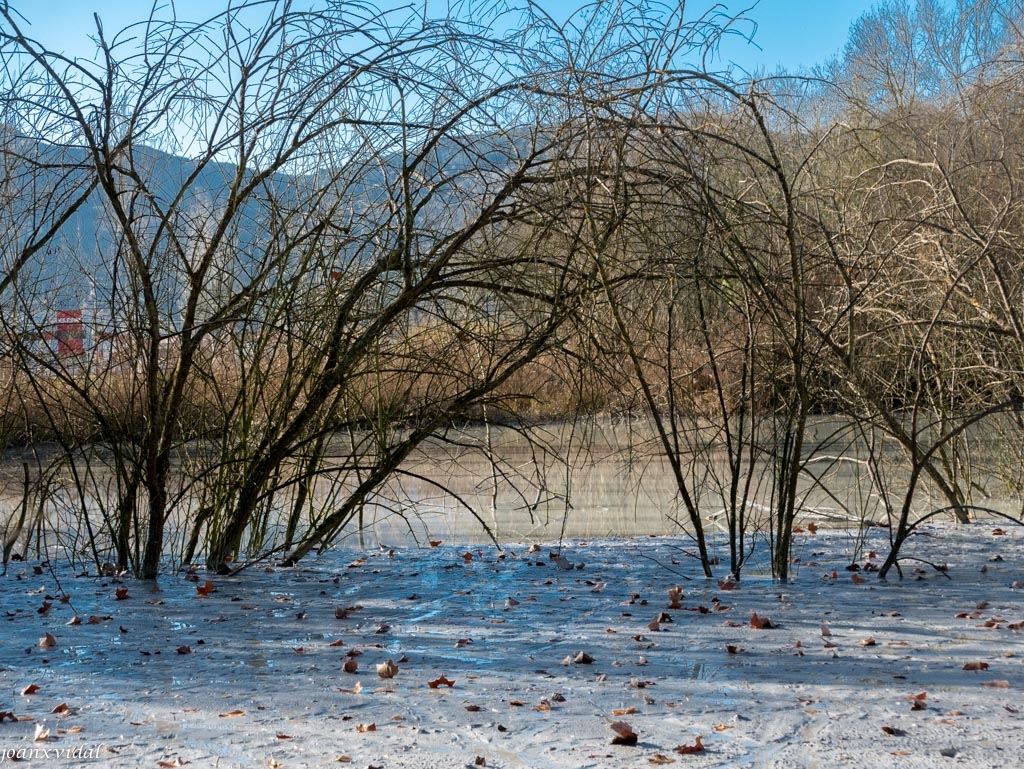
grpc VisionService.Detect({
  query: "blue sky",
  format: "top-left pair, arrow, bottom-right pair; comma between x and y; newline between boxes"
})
12,0 -> 875,74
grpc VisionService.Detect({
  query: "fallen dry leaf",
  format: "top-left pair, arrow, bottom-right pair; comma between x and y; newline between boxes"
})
574,650 -> 595,664
963,661 -> 990,671
33,723 -> 50,742
675,735 -> 705,754
667,585 -> 684,609
196,581 -> 217,596
648,755 -> 676,765
356,723 -> 376,733
611,706 -> 636,716
610,720 -> 638,746
376,659 -> 399,679
20,684 -> 40,696
39,632 -> 57,649
982,680 -> 1011,688
428,675 -> 456,689
750,612 -> 774,630
114,587 -> 130,600
218,709 -> 246,718
343,658 -> 358,674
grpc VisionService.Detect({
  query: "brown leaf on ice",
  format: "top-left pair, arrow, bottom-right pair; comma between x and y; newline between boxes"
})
963,661 -> 990,671
820,622 -> 831,637
462,552 -> 474,562
218,709 -> 245,718
329,638 -> 345,647
0,711 -> 15,723
156,758 -> 189,767
276,733 -> 293,740
51,702 -> 72,715
33,723 -> 50,742
66,615 -> 81,626
376,659 -> 399,679
982,680 -> 1011,688
464,704 -> 482,712
574,650 -> 595,664
176,645 -> 192,655
335,605 -> 362,619
807,522 -> 819,534
911,699 -> 927,711
674,735 -> 705,754
114,587 -> 130,600
39,632 -> 57,649
87,615 -> 112,624
37,600 -> 51,616
196,581 -> 217,596
881,725 -> 906,736
717,579 -> 737,591
343,658 -> 359,674
725,644 -> 744,654
429,540 -> 443,547
611,707 -> 636,716
713,724 -> 734,732
356,723 -> 376,733
336,756 -> 353,763
609,720 -> 638,746
860,637 -> 877,647
851,573 -> 867,584
428,675 -> 456,689
21,684 -> 40,696
648,755 -> 676,765
749,612 -> 774,629
667,585 -> 684,609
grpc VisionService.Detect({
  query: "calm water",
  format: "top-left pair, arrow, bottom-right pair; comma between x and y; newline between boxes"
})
2,418 -> 1020,560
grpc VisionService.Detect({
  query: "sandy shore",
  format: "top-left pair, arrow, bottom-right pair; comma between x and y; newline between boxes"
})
1,521 -> 1022,768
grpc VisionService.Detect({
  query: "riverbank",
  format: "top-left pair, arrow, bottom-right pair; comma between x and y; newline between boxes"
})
1,522 -> 1022,768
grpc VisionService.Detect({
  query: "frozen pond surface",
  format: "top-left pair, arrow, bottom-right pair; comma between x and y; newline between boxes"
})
1,522 -> 1023,768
